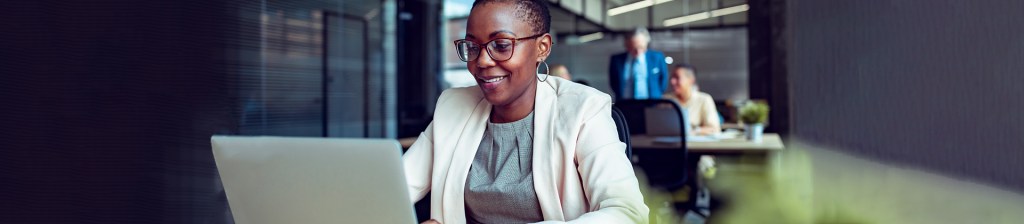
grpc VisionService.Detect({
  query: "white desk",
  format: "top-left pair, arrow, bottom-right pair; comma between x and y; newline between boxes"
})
403,134 -> 785,153
631,133 -> 784,153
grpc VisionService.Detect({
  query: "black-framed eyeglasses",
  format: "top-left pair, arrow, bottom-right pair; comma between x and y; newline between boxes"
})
454,33 -> 545,62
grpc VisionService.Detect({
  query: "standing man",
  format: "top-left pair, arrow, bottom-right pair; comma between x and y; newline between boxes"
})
608,27 -> 669,101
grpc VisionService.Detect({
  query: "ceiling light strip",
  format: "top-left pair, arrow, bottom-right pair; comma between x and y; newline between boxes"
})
663,4 -> 748,27
578,32 -> 604,43
608,0 -> 674,17
709,4 -> 749,17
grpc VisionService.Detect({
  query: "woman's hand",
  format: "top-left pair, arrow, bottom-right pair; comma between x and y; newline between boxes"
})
420,219 -> 441,224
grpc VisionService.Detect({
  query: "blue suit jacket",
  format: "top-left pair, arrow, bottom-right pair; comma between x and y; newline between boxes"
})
608,51 -> 670,101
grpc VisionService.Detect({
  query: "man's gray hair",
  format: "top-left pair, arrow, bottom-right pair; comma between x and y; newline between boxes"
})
629,27 -> 651,43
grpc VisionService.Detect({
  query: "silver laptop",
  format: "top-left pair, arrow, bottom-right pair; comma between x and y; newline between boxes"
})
211,136 -> 416,224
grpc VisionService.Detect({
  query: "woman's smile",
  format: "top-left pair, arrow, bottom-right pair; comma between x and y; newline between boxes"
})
478,75 -> 507,91
476,67 -> 511,92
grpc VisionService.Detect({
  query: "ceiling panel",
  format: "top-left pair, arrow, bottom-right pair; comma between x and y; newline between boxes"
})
444,0 -> 745,33
584,0 -> 604,23
720,12 -> 747,26
560,0 -> 584,14
605,5 -> 650,30
583,0 -> 747,30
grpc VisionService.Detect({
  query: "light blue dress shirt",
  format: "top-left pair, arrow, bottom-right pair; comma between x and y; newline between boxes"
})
623,54 -> 649,99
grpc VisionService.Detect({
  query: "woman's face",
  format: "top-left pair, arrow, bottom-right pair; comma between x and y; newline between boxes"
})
465,2 -> 550,107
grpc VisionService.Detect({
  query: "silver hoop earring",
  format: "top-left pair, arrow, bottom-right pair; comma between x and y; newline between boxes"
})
536,60 -> 550,82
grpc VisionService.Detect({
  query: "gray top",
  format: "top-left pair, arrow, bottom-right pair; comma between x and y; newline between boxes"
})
464,111 -> 543,224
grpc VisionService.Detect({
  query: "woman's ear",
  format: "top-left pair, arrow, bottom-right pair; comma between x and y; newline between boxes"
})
536,33 -> 552,61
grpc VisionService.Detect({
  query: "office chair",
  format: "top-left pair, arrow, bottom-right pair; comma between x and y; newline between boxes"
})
613,99 -> 694,218
610,106 -> 632,159
414,194 -> 430,223
613,99 -> 689,188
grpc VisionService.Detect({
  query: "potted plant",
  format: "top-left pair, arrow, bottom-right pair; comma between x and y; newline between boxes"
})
739,101 -> 770,142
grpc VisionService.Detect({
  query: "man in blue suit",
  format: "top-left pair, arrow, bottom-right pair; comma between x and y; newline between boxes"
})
608,27 -> 669,101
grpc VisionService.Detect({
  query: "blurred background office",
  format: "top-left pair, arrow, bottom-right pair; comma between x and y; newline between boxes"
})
3,0 -> 1024,223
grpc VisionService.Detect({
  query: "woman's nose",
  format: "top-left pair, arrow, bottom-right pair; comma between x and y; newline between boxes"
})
475,48 -> 496,68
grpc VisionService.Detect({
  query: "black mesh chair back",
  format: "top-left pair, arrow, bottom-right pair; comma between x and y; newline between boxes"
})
610,106 -> 632,159
613,99 -> 689,190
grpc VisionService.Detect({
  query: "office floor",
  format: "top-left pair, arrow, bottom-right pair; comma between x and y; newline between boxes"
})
676,141 -> 1024,224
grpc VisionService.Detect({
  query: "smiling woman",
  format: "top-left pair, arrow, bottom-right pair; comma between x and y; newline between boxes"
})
457,0 -> 549,123
402,0 -> 649,223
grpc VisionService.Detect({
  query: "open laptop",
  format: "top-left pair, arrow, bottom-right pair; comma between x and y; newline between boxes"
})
211,136 -> 416,224
644,108 -> 720,142
644,106 -> 693,137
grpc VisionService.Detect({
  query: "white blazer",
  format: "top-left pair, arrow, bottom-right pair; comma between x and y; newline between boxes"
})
403,77 -> 649,224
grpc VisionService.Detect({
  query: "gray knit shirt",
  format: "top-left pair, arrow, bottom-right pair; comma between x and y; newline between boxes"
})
464,111 -> 544,223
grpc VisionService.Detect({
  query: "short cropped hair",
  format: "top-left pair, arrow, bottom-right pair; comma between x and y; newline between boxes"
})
675,63 -> 697,77
472,0 -> 551,35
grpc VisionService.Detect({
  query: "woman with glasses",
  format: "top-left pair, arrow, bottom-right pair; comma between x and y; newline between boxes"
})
403,0 -> 648,223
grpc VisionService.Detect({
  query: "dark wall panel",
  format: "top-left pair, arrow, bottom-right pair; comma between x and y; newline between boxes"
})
789,0 -> 1024,192
396,0 -> 443,138
1,0 -> 391,222
748,0 -> 788,134
1,1 -> 235,223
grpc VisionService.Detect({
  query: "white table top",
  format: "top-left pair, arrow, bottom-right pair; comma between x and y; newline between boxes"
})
631,133 -> 784,153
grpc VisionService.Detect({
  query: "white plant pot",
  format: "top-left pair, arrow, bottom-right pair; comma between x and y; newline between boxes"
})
746,123 -> 765,143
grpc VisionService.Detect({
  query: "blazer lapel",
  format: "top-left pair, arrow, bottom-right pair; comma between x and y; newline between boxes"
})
442,98 -> 490,222
621,55 -> 631,82
533,80 -> 565,220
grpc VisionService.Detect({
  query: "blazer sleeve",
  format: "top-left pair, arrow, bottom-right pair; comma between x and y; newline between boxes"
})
656,52 -> 670,93
403,121 -> 434,203
403,88 -> 463,203
540,96 -> 650,224
608,55 -> 622,101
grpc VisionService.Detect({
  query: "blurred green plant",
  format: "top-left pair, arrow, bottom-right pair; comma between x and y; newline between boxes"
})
739,101 -> 770,124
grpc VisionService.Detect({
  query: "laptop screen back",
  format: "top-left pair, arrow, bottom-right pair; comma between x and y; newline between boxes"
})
211,136 -> 415,224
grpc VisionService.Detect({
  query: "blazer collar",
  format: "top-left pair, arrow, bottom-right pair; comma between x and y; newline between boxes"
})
443,96 -> 490,222
627,52 -> 648,65
533,79 -> 564,220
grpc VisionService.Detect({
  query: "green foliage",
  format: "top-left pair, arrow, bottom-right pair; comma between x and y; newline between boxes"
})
740,101 -> 770,124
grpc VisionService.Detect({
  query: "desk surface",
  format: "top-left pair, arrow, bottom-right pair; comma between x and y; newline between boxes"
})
632,133 -> 784,153
400,134 -> 784,153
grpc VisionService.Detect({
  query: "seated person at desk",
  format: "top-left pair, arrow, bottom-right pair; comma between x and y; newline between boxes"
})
551,64 -> 591,86
403,0 -> 648,223
550,64 -> 571,80
662,64 -> 722,136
